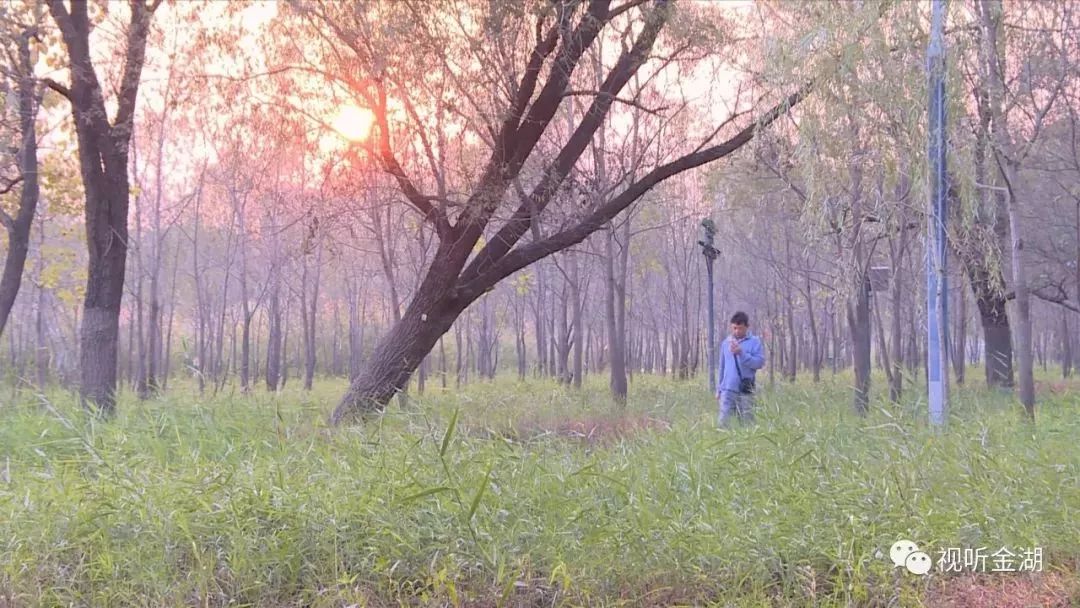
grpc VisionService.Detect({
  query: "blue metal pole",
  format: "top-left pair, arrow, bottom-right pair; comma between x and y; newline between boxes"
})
927,0 -> 949,426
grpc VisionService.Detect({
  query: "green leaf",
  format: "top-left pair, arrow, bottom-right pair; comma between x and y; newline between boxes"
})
467,461 -> 493,522
440,408 -> 458,458
398,486 -> 454,504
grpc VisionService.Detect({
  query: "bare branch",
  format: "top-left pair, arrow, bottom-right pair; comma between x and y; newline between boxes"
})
459,83 -> 813,297
561,89 -> 668,115
0,176 -> 24,196
1030,289 -> 1080,313
458,0 -> 672,285
43,78 -> 71,100
112,0 -> 156,140
372,81 -> 451,238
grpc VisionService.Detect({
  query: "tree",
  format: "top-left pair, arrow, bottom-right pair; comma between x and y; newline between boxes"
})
282,0 -> 812,422
46,0 -> 161,413
975,0 -> 1070,417
0,11 -> 43,340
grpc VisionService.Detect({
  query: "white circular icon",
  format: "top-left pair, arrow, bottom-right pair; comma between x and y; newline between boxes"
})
905,551 -> 932,575
890,539 -> 919,568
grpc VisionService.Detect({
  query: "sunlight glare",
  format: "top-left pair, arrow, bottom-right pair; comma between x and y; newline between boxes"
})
332,105 -> 375,142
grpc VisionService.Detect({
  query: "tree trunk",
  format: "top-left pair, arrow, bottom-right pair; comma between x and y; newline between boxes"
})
605,225 -> 627,402
0,31 -> 40,341
439,335 -> 448,388
417,355 -> 428,394
806,274 -> 821,382
533,262 -> 547,376
302,237 -> 321,391
238,195 -> 252,391
455,316 -> 465,387
888,213 -> 910,402
571,260 -> 583,389
829,303 -> 839,374
889,265 -> 904,402
48,0 -> 156,414
266,276 -> 282,391
515,309 -> 527,381
1061,310 -> 1072,378
977,0 -> 1033,413
952,276 -> 968,385
348,279 -> 364,380
848,273 -> 872,415
133,183 -> 148,397
162,242 -> 180,391
555,272 -> 570,383
34,217 -> 48,388
280,295 -> 291,390
332,274 -> 466,422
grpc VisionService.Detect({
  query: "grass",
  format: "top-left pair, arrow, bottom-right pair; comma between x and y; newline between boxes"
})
0,371 -> 1078,607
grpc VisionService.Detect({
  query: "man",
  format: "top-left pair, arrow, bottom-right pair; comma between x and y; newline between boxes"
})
716,311 -> 766,428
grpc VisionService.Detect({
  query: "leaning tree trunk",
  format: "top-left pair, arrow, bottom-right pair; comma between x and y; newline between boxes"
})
331,266 -> 465,422
296,0 -> 807,424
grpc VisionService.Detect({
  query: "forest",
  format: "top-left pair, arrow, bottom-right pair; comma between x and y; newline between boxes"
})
0,0 -> 1078,606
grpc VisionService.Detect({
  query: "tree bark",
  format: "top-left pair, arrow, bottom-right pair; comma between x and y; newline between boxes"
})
47,0 -> 157,414
332,262 -> 466,421
979,0 -> 1034,415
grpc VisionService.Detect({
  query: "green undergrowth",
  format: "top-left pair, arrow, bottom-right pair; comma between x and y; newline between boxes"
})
0,372 -> 1078,606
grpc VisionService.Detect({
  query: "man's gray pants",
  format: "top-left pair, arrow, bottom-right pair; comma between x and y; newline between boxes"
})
718,390 -> 755,427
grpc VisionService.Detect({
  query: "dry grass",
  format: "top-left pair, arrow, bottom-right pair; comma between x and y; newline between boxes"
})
926,571 -> 1080,608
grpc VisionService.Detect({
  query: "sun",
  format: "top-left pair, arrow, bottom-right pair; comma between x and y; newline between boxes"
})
331,105 -> 375,142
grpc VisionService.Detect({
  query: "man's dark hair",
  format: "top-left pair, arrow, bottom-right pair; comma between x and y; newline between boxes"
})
730,311 -> 749,326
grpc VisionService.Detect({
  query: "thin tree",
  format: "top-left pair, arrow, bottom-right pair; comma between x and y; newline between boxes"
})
0,22 -> 42,340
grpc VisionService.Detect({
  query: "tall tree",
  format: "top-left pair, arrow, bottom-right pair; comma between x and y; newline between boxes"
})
46,0 -> 161,413
976,0 -> 1068,417
286,1 -> 812,422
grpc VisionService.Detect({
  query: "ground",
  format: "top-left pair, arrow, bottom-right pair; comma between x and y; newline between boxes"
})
0,372 -> 1078,606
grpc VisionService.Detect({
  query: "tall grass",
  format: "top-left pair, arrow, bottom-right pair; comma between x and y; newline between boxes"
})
1,372 -> 1077,606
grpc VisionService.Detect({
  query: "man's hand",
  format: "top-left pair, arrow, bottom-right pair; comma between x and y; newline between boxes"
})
729,339 -> 742,355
